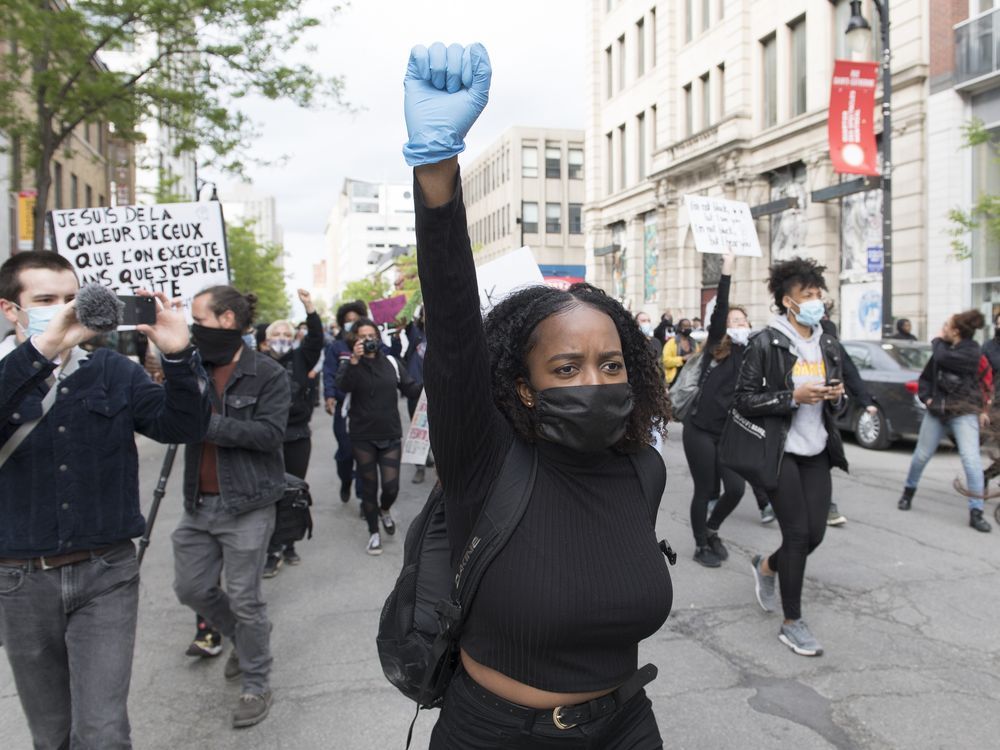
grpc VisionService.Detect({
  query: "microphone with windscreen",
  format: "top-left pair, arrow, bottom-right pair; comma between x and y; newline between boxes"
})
75,284 -> 124,333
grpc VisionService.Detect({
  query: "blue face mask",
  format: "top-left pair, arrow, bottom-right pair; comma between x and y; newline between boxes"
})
242,333 -> 257,350
17,303 -> 65,338
789,298 -> 825,327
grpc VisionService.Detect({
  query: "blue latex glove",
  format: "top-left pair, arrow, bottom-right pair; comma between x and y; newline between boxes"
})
403,42 -> 492,167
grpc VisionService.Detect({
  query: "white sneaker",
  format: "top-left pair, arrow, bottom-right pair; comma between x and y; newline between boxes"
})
367,532 -> 383,556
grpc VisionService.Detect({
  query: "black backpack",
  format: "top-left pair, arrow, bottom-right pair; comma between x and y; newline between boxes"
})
376,438 -> 674,737
272,473 -> 314,546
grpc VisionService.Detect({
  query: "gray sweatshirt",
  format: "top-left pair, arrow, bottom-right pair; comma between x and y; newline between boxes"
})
769,315 -> 828,457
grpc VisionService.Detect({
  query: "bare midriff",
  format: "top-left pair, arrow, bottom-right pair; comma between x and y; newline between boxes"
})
460,648 -> 616,709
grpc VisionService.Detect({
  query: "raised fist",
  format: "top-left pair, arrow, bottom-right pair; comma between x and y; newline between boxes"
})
403,42 -> 492,167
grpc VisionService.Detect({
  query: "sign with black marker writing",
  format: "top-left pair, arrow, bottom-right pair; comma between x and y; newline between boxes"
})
49,202 -> 230,308
683,195 -> 762,257
475,246 -> 545,315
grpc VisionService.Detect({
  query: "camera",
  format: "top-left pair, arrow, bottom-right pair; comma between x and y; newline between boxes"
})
363,339 -> 379,354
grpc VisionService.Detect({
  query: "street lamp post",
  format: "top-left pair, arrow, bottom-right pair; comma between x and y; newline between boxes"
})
846,0 -> 893,338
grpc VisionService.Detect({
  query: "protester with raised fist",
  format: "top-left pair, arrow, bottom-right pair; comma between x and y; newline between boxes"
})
0,251 -> 209,749
404,41 -> 672,748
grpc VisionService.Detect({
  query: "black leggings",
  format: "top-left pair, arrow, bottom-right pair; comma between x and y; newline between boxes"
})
353,439 -> 402,534
767,452 -> 832,621
682,421 -> 746,546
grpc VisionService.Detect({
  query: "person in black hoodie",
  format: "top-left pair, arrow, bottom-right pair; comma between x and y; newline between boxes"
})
890,318 -> 917,341
898,310 -> 991,532
335,318 -> 422,555
261,289 -> 324,576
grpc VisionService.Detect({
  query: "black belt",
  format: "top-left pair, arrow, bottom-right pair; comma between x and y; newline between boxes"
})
459,663 -> 658,730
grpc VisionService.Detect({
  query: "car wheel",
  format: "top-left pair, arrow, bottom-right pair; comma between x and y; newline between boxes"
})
854,406 -> 891,450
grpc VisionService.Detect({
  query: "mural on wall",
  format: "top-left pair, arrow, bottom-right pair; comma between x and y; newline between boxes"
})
769,165 -> 808,261
840,187 -> 883,283
840,281 -> 883,341
643,213 -> 658,304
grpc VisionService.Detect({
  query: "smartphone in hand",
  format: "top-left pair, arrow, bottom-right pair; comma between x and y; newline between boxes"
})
118,295 -> 157,327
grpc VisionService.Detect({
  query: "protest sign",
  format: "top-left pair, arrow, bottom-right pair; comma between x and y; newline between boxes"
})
401,390 -> 431,465
476,246 -> 545,314
683,195 -> 762,257
369,294 -> 408,325
48,202 -> 230,309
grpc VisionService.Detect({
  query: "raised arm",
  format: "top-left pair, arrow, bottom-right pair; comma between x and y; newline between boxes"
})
705,254 -> 734,355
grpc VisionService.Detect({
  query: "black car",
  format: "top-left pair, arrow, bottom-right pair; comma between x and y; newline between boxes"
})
835,340 -> 932,450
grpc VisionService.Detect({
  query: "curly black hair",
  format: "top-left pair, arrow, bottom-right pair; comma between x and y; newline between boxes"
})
336,300 -> 368,329
483,283 -> 671,452
768,256 -> 828,313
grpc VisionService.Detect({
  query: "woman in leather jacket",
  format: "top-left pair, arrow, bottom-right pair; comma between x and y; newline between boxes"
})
734,257 -> 848,658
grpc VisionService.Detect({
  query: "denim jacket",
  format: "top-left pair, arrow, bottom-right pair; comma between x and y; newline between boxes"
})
182,345 -> 290,515
0,340 -> 210,558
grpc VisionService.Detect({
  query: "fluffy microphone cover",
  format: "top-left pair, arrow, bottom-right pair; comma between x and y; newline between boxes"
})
76,284 -> 124,333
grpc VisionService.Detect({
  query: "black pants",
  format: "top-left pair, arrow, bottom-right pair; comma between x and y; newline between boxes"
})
429,670 -> 662,749
353,439 -> 402,534
767,452 -> 832,621
333,407 -> 357,492
682,421 -> 746,545
267,438 -> 312,555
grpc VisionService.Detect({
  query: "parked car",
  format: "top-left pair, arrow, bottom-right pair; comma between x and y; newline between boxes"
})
835,340 -> 932,450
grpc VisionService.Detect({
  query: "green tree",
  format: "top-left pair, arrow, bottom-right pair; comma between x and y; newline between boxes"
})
340,275 -> 390,307
0,0 -> 346,250
227,220 -> 289,322
947,118 -> 1000,260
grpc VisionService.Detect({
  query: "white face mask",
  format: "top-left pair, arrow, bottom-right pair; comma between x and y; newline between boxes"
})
690,329 -> 709,343
639,323 -> 654,337
15,303 -> 66,338
269,339 -> 292,357
726,327 -> 752,347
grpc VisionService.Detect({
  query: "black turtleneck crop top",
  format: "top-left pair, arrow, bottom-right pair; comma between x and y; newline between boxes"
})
414,171 -> 673,693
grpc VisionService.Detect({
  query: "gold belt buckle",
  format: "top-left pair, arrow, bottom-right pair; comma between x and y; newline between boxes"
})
552,706 -> 577,730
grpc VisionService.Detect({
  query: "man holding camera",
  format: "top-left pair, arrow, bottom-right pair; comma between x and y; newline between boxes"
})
0,251 -> 209,749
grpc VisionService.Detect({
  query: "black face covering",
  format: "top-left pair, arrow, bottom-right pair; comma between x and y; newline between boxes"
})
678,328 -> 693,337
533,383 -> 634,453
191,324 -> 244,365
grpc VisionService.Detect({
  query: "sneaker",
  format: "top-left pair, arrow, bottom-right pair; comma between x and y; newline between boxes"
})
970,508 -> 992,533
760,504 -> 776,524
262,554 -> 282,579
706,531 -> 729,561
827,503 -> 847,527
185,628 -> 222,658
339,483 -> 351,503
380,511 -> 396,536
367,532 -> 383,556
751,555 -> 778,613
232,691 -> 272,729
224,649 -> 242,681
693,545 -> 721,568
283,545 -> 301,565
412,466 -> 426,484
778,619 -> 824,657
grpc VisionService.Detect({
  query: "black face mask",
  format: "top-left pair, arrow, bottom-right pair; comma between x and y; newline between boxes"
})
191,324 -> 244,365
533,383 -> 634,453
679,328 -> 693,337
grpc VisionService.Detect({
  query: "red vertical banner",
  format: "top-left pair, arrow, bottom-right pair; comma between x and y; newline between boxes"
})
828,60 -> 880,176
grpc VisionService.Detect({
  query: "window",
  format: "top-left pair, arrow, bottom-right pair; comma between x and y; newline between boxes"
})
650,8 -> 657,66
636,18 -> 645,76
717,63 -> 726,118
606,132 -> 614,195
617,35 -> 626,90
545,144 -> 561,179
568,148 -> 584,179
683,83 -> 693,136
569,203 -> 583,234
685,0 -> 693,42
790,17 -> 807,117
70,174 -> 79,208
85,185 -> 93,207
99,194 -> 105,207
546,203 -> 562,233
54,162 -> 63,209
700,72 -> 711,128
702,0 -> 710,31
651,104 -> 657,150
637,112 -> 646,180
762,34 -> 777,128
522,146 -> 538,178
605,46 -> 613,98
522,202 -> 538,233
618,124 -> 626,189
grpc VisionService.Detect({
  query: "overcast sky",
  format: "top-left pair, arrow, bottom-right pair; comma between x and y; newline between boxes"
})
217,0 -> 589,300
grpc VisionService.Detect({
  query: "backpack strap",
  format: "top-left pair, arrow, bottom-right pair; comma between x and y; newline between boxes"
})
386,355 -> 402,384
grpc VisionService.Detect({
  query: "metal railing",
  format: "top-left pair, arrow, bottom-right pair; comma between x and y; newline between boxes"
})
956,7 -> 1000,86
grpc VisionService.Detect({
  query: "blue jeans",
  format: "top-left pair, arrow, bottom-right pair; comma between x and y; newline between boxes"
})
0,542 -> 139,749
905,412 -> 984,510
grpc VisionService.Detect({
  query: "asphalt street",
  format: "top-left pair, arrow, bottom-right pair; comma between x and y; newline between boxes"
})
2,406 -> 1000,749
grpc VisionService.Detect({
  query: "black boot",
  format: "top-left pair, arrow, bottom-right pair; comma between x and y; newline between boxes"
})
970,508 -> 992,533
898,487 -> 915,511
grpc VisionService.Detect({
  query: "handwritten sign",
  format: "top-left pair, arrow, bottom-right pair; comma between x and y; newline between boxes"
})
683,195 -> 762,257
476,246 -> 545,315
402,390 -> 431,465
49,202 -> 230,309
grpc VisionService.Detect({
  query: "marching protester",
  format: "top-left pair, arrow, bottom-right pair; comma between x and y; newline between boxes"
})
681,253 -> 755,567
172,286 -> 290,728
897,310 -> 992,532
636,310 -> 665,365
662,316 -> 699,385
335,318 -> 422,555
737,257 -> 850,657
890,318 -> 918,341
323,300 -> 368,503
405,42 -> 673,747
652,311 -> 674,346
262,289 -> 324,577
0,251 -> 210,749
